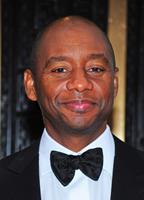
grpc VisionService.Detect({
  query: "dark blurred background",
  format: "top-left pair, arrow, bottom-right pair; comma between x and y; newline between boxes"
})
1,0 -> 144,157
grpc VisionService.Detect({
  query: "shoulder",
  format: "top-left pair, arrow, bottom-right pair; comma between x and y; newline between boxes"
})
0,140 -> 40,199
0,139 -> 40,172
114,135 -> 144,171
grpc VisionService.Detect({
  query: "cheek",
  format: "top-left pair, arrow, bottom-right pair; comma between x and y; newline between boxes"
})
92,78 -> 114,102
94,78 -> 112,92
102,83 -> 115,108
37,78 -> 67,106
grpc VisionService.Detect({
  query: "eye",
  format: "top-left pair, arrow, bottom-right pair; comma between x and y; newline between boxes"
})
51,67 -> 67,73
87,66 -> 105,73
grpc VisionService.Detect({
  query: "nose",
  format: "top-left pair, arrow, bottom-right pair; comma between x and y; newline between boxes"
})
66,70 -> 93,92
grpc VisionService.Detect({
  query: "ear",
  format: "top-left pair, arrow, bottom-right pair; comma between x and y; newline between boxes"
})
113,67 -> 119,98
24,69 -> 37,101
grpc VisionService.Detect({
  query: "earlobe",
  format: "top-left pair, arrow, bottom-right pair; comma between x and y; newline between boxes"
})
23,69 -> 37,101
114,67 -> 119,97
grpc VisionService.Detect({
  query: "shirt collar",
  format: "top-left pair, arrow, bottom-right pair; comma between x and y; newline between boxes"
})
39,125 -> 115,177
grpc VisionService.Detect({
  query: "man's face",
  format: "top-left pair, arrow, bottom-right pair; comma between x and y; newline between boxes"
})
25,22 -> 118,134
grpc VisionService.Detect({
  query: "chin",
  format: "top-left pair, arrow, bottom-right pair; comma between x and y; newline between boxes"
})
64,119 -> 96,132
62,113 -> 107,133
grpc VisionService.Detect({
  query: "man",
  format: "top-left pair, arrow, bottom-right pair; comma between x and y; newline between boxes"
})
0,16 -> 144,200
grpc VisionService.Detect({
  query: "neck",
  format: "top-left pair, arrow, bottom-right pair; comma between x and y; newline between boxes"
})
45,123 -> 106,152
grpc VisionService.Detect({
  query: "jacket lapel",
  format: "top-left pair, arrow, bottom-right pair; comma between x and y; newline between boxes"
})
7,140 -> 41,200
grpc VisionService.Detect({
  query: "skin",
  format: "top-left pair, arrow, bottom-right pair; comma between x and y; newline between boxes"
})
24,16 -> 118,152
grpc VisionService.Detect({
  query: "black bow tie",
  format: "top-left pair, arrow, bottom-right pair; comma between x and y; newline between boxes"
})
50,148 -> 103,186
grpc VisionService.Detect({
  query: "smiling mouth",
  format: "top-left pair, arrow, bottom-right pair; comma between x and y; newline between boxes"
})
61,100 -> 97,113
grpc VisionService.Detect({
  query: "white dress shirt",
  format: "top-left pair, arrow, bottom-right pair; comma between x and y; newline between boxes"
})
39,125 -> 115,200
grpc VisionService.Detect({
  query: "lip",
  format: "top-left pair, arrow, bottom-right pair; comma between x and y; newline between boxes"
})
60,99 -> 97,113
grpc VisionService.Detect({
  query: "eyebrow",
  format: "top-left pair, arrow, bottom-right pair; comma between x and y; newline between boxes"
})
44,53 -> 110,69
45,56 -> 69,68
86,53 -> 109,62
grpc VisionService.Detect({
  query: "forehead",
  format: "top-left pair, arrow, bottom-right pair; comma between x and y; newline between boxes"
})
35,20 -> 113,64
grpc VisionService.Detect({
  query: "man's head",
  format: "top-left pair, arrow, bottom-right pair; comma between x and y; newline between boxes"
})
24,16 -> 118,145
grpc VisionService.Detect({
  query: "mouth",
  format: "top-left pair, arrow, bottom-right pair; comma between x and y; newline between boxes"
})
60,99 -> 97,113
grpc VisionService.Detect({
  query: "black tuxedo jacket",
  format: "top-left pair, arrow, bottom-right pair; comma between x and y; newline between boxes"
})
0,136 -> 144,200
